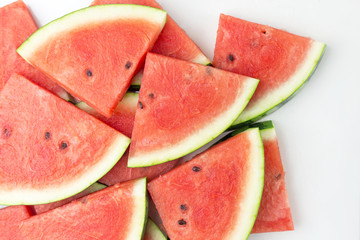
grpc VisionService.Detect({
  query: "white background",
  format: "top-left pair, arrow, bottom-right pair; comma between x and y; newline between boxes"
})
1,0 -> 359,239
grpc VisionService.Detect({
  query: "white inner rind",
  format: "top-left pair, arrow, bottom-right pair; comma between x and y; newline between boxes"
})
17,4 -> 167,58
127,178 -> 148,240
146,219 -> 167,240
192,52 -> 212,65
260,127 -> 277,141
128,77 -> 259,167
232,40 -> 325,125
226,128 -> 264,240
0,134 -> 130,205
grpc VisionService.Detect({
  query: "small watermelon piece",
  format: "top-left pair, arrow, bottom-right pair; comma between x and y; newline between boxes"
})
17,4 -> 167,117
20,178 -> 148,240
0,0 -> 69,100
77,93 -> 179,186
128,53 -> 259,167
33,182 -> 106,215
0,74 -> 130,205
231,121 -> 294,233
213,14 -> 326,127
148,128 -> 264,240
91,0 -> 210,65
144,218 -> 167,240
0,205 -> 34,240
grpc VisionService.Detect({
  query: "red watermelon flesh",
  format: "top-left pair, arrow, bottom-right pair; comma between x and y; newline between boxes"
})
33,182 -> 106,215
251,125 -> 294,233
213,14 -> 325,125
19,178 -> 147,240
17,5 -> 167,117
76,93 -> 179,186
91,0 -> 210,64
148,128 -> 264,240
0,74 -> 130,205
0,0 -> 68,100
0,205 -> 34,240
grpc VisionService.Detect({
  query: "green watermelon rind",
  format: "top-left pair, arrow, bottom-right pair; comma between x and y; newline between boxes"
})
127,77 -> 259,168
230,41 -> 326,128
16,4 -> 167,62
145,218 -> 167,240
0,134 -> 130,206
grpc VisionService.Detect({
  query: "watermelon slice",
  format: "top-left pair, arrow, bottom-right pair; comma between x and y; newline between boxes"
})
0,74 -> 130,205
0,205 -> 34,240
77,93 -> 179,186
144,218 -> 167,240
128,53 -> 259,167
230,121 -> 294,233
0,0 -> 69,100
19,178 -> 148,240
17,4 -> 167,117
148,128 -> 264,240
33,182 -> 106,215
213,14 -> 326,127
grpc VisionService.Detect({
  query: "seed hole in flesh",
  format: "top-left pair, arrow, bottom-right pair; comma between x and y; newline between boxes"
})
125,61 -> 132,69
139,101 -> 144,109
228,54 -> 234,62
178,219 -> 186,226
86,69 -> 92,77
45,132 -> 51,140
275,173 -> 282,180
180,204 -> 188,211
60,141 -> 68,150
148,93 -> 154,98
2,128 -> 11,139
192,166 -> 201,172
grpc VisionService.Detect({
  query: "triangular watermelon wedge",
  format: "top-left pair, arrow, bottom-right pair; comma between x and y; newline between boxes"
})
17,4 -> 167,117
128,53 -> 259,167
0,0 -> 69,100
19,178 -> 148,240
213,14 -> 325,127
0,74 -> 130,205
148,128 -> 264,240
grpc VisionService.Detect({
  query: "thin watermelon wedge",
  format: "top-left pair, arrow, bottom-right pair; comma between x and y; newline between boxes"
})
128,53 -> 259,167
213,14 -> 326,127
17,4 -> 167,117
33,182 -> 106,215
229,121 -> 294,233
148,128 -> 264,240
19,178 -> 148,240
0,0 -> 69,100
76,93 -> 179,186
0,74 -> 130,205
0,205 -> 34,240
144,218 -> 167,240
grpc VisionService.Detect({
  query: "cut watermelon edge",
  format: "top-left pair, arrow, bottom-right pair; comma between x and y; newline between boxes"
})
127,77 -> 259,168
231,41 -> 326,128
0,134 -> 130,205
16,4 -> 167,64
225,128 -> 264,239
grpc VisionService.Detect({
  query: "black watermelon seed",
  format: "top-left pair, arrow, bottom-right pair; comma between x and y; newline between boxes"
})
2,128 -> 11,138
262,30 -> 267,34
228,54 -> 234,62
148,93 -> 154,98
45,132 -> 51,140
180,204 -> 188,211
60,141 -> 68,150
192,166 -> 201,172
125,61 -> 132,69
275,173 -> 282,180
139,101 -> 144,109
178,219 -> 186,226
86,69 -> 92,77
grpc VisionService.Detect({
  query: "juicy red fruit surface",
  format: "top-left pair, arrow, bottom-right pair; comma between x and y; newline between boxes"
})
0,205 -> 34,240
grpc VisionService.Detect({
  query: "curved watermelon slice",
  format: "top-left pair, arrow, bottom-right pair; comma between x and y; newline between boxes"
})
231,121 -> 294,233
0,74 -> 130,205
77,93 -> 179,186
0,0 -> 69,100
20,178 -> 148,240
144,218 -> 167,240
128,53 -> 259,167
0,205 -> 34,240
33,182 -> 106,215
17,4 -> 167,117
213,14 -> 326,127
148,128 -> 264,240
